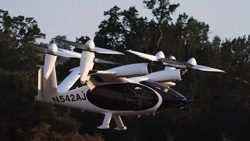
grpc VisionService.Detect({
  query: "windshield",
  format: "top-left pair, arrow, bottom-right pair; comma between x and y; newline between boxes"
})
140,81 -> 187,112
140,81 -> 184,98
140,81 -> 170,93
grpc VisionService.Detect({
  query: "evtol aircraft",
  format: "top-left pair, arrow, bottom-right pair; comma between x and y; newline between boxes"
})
31,39 -> 224,130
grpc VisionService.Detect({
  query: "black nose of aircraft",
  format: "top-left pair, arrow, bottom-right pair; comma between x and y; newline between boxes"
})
140,81 -> 187,112
157,88 -> 187,112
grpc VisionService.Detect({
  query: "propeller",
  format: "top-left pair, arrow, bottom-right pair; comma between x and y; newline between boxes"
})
25,42 -> 122,81
54,39 -> 124,83
54,38 -> 124,55
127,50 -> 225,73
30,43 -> 81,80
25,42 -> 81,58
29,42 -> 121,65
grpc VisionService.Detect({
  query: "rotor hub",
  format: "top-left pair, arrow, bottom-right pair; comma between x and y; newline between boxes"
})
85,40 -> 95,51
48,43 -> 58,53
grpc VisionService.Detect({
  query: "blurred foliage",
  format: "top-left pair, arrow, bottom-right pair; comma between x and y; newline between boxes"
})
17,122 -> 104,141
0,0 -> 250,141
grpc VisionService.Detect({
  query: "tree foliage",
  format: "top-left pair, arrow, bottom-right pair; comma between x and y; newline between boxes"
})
0,9 -> 103,141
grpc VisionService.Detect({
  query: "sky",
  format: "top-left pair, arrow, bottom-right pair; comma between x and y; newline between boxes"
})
1,0 -> 250,43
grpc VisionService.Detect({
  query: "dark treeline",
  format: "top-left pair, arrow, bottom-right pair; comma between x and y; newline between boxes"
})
0,0 -> 250,141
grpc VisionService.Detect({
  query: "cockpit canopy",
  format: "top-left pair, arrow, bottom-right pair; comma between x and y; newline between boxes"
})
140,81 -> 186,102
140,81 -> 187,112
87,83 -> 158,111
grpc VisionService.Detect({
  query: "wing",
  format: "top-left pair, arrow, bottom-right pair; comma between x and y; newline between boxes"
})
87,71 -> 129,90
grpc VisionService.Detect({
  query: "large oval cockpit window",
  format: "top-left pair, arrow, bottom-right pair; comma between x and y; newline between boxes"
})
87,83 -> 158,111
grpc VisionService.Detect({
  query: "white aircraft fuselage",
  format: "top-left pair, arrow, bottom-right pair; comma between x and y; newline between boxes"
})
46,82 -> 186,116
36,66 -> 187,130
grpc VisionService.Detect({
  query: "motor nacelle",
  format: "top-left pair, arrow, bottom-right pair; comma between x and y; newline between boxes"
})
129,69 -> 182,82
43,43 -> 58,79
106,63 -> 149,77
80,51 -> 95,83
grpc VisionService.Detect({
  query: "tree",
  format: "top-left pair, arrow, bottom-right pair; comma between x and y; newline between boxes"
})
52,35 -> 71,50
0,10 -> 89,141
94,6 -> 125,51
0,9 -> 46,140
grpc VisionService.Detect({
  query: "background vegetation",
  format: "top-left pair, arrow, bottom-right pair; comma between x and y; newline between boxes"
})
0,0 -> 249,140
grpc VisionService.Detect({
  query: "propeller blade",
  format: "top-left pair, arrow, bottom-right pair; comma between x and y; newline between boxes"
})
187,58 -> 225,72
24,43 -> 81,58
127,49 -> 225,73
126,50 -> 158,61
93,47 -> 124,55
54,38 -> 89,49
162,58 -> 225,73
192,65 -> 225,73
161,58 -> 192,69
24,43 -> 48,53
25,42 -> 81,58
56,49 -> 81,58
94,58 -> 122,65
54,38 -> 124,55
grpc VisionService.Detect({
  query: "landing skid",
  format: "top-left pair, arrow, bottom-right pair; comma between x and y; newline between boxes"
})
97,113 -> 127,130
